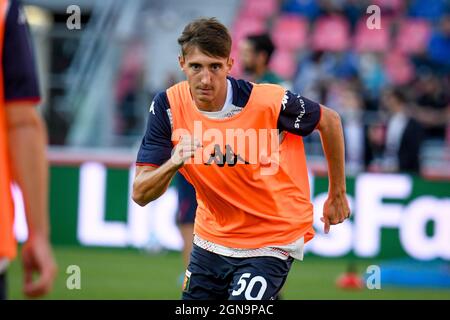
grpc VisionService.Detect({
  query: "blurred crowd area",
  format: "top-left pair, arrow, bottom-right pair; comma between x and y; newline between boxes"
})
22,0 -> 450,176
229,0 -> 450,175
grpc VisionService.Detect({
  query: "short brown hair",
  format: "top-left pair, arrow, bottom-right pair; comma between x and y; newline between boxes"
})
178,17 -> 232,58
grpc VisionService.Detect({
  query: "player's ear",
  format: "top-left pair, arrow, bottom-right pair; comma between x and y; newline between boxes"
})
227,57 -> 234,73
178,55 -> 185,70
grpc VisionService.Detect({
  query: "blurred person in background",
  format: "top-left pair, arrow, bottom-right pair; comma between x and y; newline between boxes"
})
380,88 -> 424,173
357,52 -> 388,103
0,0 -> 57,299
239,33 -> 289,87
292,51 -> 325,103
334,85 -> 366,174
411,73 -> 449,141
293,53 -> 359,107
365,119 -> 386,172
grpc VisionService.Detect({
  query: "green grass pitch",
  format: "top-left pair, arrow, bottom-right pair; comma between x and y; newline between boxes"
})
6,246 -> 450,300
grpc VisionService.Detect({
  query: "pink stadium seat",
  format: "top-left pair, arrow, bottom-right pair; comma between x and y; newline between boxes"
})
395,19 -> 431,54
384,51 -> 415,85
232,18 -> 267,47
240,0 -> 278,20
311,15 -> 350,52
271,15 -> 309,51
353,17 -> 391,53
269,49 -> 297,80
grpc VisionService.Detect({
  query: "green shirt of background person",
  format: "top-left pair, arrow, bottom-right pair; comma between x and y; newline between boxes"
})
258,70 -> 285,85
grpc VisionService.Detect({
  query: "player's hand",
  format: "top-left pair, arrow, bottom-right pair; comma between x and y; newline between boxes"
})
320,192 -> 351,234
22,234 -> 57,298
171,135 -> 202,167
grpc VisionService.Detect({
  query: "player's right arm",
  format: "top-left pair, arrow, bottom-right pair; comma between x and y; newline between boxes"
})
277,90 -> 350,234
132,93 -> 200,206
133,135 -> 200,206
132,162 -> 177,207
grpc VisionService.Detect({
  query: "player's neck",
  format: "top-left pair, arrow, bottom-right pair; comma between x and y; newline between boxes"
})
192,81 -> 228,112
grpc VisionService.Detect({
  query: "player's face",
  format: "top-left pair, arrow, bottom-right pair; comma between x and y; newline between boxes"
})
239,40 -> 257,73
179,46 -> 233,110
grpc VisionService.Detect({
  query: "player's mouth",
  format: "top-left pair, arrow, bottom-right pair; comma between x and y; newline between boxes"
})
198,88 -> 213,94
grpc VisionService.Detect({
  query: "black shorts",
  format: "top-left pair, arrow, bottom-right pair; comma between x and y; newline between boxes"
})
182,244 -> 293,300
176,173 -> 197,225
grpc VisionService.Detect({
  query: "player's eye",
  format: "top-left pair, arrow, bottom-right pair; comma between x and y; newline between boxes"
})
191,64 -> 201,71
211,64 -> 221,71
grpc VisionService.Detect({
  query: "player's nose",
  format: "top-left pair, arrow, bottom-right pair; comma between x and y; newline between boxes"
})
200,69 -> 212,86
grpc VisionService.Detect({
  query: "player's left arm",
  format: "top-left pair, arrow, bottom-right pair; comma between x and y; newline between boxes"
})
277,90 -> 350,234
316,105 -> 351,234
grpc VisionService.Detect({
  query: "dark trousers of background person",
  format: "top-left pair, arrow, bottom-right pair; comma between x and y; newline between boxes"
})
0,272 -> 6,300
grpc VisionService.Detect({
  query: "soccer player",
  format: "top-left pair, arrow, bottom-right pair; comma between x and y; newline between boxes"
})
133,17 -> 350,300
175,33 -> 285,280
176,33 -> 289,281
0,0 -> 57,299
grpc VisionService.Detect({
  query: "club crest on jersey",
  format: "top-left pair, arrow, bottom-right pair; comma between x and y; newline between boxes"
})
182,270 -> 192,292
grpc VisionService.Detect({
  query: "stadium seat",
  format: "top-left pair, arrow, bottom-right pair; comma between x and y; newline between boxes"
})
231,17 -> 267,45
353,17 -> 391,53
271,14 -> 309,51
395,19 -> 431,54
240,0 -> 278,20
384,51 -> 415,85
269,49 -> 297,80
311,15 -> 351,52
